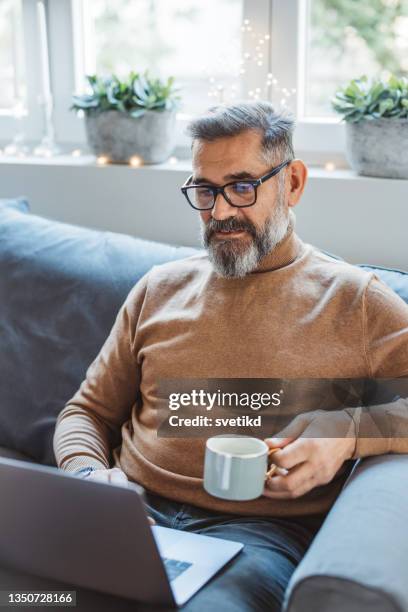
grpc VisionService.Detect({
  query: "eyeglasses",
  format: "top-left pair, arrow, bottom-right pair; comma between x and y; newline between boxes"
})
181,159 -> 291,211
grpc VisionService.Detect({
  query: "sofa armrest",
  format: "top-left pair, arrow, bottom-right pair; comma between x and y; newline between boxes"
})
284,454 -> 408,612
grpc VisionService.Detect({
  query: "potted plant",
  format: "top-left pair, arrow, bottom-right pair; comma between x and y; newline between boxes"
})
71,71 -> 181,164
332,74 -> 408,179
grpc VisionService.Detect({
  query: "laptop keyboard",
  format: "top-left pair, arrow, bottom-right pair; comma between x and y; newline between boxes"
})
162,557 -> 193,582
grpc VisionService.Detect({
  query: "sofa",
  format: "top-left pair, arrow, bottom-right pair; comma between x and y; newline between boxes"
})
1,197 -> 408,612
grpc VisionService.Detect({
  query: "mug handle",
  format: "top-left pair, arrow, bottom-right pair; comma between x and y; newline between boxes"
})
265,447 -> 279,480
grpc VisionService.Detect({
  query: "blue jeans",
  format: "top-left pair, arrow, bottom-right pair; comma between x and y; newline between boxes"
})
142,489 -> 326,612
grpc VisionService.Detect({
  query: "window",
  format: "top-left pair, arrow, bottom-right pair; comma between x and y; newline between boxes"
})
0,0 -> 26,111
304,0 -> 408,118
268,0 -> 408,158
1,0 -> 407,161
75,0 -> 245,115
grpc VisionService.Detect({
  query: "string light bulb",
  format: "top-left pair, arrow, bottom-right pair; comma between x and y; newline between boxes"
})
97,155 -> 109,165
129,155 -> 143,167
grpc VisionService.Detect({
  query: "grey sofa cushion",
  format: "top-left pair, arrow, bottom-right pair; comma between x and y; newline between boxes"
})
284,454 -> 408,612
0,198 -> 196,465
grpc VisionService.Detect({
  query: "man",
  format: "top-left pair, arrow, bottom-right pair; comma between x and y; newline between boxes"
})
53,101 -> 408,611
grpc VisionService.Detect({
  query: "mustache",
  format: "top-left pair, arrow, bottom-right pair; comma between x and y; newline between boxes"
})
205,217 -> 258,239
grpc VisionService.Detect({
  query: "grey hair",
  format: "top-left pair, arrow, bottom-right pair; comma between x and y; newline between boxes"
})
186,100 -> 295,165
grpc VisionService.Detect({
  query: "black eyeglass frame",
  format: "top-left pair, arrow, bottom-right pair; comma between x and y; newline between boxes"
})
181,159 -> 292,211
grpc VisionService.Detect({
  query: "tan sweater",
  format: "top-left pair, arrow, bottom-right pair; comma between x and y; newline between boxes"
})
53,222 -> 408,517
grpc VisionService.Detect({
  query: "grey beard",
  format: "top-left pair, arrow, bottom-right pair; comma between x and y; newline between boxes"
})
200,190 -> 292,279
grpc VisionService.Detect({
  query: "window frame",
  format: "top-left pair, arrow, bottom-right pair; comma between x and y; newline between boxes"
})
1,0 -> 346,164
0,0 -> 44,143
269,0 -> 345,161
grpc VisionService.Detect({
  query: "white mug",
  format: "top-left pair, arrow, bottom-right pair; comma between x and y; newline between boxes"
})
203,434 -> 271,501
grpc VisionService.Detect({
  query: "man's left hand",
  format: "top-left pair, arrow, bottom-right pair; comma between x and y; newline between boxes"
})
263,410 -> 356,500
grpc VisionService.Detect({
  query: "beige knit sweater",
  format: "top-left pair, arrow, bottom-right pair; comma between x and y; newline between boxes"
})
53,224 -> 408,517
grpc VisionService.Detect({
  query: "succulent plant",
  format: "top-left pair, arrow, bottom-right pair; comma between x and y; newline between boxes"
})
332,74 -> 408,123
71,71 -> 181,118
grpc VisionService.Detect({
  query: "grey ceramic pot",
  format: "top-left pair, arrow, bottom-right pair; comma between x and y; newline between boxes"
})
85,109 -> 177,164
345,117 -> 408,179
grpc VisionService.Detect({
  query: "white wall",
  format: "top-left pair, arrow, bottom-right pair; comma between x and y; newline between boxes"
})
0,157 -> 407,270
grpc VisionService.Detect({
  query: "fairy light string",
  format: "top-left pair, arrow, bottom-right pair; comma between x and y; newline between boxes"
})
206,18 -> 296,106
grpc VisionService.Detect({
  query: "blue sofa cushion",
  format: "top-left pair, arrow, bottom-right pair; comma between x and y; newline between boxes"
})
0,198 -> 196,464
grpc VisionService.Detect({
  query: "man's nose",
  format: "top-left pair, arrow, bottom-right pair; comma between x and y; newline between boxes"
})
211,191 -> 237,221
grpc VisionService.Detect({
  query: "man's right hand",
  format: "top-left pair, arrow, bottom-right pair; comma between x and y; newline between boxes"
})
84,467 -> 156,525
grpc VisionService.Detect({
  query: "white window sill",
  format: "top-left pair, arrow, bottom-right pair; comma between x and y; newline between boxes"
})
1,152 -> 407,184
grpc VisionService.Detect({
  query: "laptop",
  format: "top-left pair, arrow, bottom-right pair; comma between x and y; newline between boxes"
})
0,457 -> 243,607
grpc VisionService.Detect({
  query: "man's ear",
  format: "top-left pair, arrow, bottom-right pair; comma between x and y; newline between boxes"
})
287,159 -> 308,207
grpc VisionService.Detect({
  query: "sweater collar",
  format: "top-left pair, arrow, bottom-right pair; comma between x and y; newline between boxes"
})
251,216 -> 305,273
